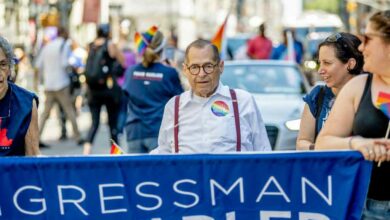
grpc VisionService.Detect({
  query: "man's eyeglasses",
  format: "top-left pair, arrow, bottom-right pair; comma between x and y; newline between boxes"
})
0,61 -> 9,71
185,63 -> 218,75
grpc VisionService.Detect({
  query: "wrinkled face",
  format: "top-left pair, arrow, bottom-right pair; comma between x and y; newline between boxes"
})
0,48 -> 9,99
318,45 -> 353,89
183,46 -> 224,97
358,22 -> 390,76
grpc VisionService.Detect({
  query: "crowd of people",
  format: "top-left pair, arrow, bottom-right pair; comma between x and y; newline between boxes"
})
0,9 -> 390,219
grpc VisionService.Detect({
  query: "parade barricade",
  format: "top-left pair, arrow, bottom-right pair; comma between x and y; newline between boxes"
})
0,151 -> 371,220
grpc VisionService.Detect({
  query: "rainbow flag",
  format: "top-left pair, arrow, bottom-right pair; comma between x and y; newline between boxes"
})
376,92 -> 390,119
379,103 -> 390,119
376,91 -> 390,106
134,32 -> 147,55
110,140 -> 125,155
142,26 -> 158,44
211,14 -> 229,57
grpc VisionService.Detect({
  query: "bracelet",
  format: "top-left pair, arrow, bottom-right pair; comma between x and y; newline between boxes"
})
348,136 -> 361,149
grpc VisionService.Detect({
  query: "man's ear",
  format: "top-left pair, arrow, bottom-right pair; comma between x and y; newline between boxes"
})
7,71 -> 11,81
182,63 -> 188,75
219,60 -> 224,74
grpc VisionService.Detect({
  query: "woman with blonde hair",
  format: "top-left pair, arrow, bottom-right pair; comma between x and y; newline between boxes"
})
122,26 -> 183,153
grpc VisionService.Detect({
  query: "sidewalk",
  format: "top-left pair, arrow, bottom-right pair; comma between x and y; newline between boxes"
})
39,107 -> 127,156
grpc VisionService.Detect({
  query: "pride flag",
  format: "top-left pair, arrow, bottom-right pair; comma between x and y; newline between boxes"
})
110,140 -> 125,155
211,13 -> 229,59
142,26 -> 158,44
134,26 -> 159,56
376,91 -> 390,106
134,32 -> 148,55
376,92 -> 390,119
379,103 -> 390,119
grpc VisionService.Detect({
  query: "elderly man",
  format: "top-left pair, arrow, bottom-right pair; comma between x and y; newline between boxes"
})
152,39 -> 270,154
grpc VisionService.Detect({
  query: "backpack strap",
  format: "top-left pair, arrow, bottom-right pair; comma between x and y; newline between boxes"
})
314,86 -> 326,139
174,95 -> 180,153
229,89 -> 241,152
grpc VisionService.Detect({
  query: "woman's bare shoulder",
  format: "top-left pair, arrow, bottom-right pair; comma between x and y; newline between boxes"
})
342,74 -> 369,94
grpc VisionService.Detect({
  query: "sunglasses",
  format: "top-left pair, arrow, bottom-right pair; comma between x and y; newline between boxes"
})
325,33 -> 343,43
359,32 -> 388,45
325,33 -> 350,50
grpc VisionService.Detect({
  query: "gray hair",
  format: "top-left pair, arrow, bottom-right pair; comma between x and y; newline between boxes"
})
184,39 -> 220,64
0,36 -> 16,73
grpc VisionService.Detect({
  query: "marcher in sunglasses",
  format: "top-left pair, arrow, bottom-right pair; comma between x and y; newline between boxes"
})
315,10 -> 390,219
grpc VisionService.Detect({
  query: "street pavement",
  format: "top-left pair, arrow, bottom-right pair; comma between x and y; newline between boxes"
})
39,106 -> 127,156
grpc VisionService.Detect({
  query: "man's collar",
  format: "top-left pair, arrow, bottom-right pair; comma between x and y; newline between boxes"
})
181,82 -> 231,106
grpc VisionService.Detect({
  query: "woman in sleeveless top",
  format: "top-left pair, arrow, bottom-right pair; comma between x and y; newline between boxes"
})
0,36 -> 40,156
316,11 -> 390,219
297,33 -> 363,150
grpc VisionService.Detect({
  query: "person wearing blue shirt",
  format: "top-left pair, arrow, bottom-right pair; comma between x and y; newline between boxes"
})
296,32 -> 364,150
123,28 -> 183,153
0,36 -> 40,156
271,29 -> 304,64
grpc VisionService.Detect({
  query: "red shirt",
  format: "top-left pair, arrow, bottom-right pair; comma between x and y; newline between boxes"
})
247,36 -> 272,60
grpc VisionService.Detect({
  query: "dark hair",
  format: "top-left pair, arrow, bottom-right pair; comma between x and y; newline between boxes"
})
184,39 -> 220,63
97,24 -> 110,38
369,10 -> 390,42
57,26 -> 68,39
318,32 -> 364,75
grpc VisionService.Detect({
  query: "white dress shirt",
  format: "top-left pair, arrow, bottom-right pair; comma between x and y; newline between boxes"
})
153,82 -> 271,154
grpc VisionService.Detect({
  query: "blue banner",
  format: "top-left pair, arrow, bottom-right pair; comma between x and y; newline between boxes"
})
0,151 -> 371,220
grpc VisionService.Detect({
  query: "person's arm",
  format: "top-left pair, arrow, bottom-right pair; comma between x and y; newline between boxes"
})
296,104 -> 316,150
108,41 -> 125,66
150,99 -> 175,154
315,76 -> 363,150
249,95 -> 271,151
314,75 -> 389,162
25,99 -> 40,156
61,39 -> 72,68
246,39 -> 256,59
316,75 -> 390,162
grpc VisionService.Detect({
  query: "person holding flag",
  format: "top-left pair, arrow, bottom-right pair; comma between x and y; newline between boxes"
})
315,10 -> 390,218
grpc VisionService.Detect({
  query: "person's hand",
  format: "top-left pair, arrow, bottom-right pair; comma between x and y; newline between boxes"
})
374,139 -> 390,162
350,137 -> 389,162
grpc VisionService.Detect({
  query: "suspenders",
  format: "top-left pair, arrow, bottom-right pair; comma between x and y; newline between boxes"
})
174,89 -> 241,153
174,95 -> 180,153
